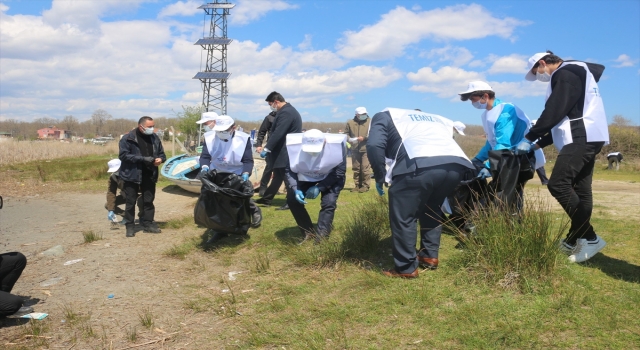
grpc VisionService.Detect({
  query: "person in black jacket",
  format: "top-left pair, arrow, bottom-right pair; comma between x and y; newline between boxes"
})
255,111 -> 276,197
256,92 -> 303,210
118,116 -> 167,237
517,51 -> 609,263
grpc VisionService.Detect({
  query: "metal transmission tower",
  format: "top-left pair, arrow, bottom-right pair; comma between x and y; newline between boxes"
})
193,1 -> 234,115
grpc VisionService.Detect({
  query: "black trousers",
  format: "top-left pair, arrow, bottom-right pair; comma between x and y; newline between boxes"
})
0,252 -> 27,317
111,194 -> 143,217
123,179 -> 156,227
286,178 -> 345,237
261,167 -> 285,202
259,156 -> 274,195
536,167 -> 549,185
388,164 -> 466,274
547,141 -> 604,245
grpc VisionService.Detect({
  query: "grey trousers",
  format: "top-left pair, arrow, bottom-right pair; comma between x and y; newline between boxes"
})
388,164 -> 467,273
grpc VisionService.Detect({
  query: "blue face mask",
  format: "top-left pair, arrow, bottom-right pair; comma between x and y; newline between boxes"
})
203,124 -> 213,132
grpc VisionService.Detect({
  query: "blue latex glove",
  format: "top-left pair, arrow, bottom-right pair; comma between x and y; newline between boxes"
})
295,190 -> 307,204
376,182 -> 385,196
477,168 -> 491,179
242,173 -> 249,182
200,165 -> 209,173
107,211 -> 116,221
260,150 -> 268,158
514,139 -> 533,155
305,186 -> 320,199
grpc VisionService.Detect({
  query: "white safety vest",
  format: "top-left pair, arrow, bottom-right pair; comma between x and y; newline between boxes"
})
286,133 -> 346,182
384,108 -> 470,184
204,130 -> 250,175
481,103 -> 546,170
546,61 -> 610,151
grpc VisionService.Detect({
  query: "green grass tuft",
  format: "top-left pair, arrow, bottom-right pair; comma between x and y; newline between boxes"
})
82,230 -> 102,243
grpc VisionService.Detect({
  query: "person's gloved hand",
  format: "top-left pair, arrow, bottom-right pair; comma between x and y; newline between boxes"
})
295,190 -> 307,204
200,165 -> 209,173
107,211 -> 116,222
260,150 -> 268,158
143,156 -> 155,164
376,182 -> 385,196
514,139 -> 533,155
305,186 -> 320,199
348,137 -> 358,143
241,173 -> 250,182
477,168 -> 491,179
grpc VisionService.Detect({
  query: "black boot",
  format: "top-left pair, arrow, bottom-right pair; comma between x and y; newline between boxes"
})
276,203 -> 290,211
126,225 -> 135,237
143,222 -> 161,233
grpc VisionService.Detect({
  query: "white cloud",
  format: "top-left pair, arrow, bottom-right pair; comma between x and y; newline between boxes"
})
613,54 -> 637,68
488,54 -> 528,74
407,66 -> 485,97
158,0 -> 201,18
42,0 -> 149,31
337,4 -> 530,60
421,46 -> 474,67
231,0 -> 298,26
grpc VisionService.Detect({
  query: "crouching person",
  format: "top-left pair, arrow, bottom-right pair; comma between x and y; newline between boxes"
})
105,158 -> 142,226
285,129 -> 347,243
368,108 -> 475,279
198,114 -> 263,243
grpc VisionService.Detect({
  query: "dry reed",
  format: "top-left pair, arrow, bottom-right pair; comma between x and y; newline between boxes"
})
0,140 -> 119,166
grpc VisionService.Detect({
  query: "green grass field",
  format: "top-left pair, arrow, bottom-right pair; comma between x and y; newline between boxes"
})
3,155 -> 639,348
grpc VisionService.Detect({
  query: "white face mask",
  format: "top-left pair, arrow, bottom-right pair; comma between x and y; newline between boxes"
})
269,103 -> 277,112
536,71 -> 551,82
143,126 -> 154,135
203,124 -> 213,132
472,100 -> 487,110
216,130 -> 231,141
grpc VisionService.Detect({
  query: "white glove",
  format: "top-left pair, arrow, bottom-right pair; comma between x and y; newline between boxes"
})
349,137 -> 358,143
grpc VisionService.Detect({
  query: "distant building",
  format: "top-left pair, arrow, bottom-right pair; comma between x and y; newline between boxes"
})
37,126 -> 71,140
0,131 -> 12,138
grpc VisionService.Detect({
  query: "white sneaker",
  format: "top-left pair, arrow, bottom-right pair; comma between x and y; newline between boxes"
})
568,236 -> 606,263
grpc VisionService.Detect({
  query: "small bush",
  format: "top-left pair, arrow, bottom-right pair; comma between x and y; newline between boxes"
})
340,195 -> 390,260
138,307 -> 154,329
448,193 -> 567,291
83,231 -> 103,243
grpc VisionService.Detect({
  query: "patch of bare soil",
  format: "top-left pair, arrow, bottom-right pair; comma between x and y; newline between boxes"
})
0,187 -> 256,348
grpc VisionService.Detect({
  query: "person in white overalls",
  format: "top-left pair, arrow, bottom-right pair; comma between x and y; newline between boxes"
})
516,51 -> 609,263
458,81 -> 544,211
197,114 -> 263,243
284,129 -> 347,243
368,108 -> 475,278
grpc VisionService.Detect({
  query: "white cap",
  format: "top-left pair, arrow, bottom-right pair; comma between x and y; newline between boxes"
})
459,81 -> 493,95
452,121 -> 466,136
531,119 -> 538,125
107,159 -> 121,173
196,111 -> 219,124
212,115 -> 234,131
525,52 -> 548,81
355,106 -> 367,115
301,129 -> 325,153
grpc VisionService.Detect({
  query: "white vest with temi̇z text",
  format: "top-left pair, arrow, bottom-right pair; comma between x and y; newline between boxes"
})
384,108 -> 470,184
286,133 -> 346,182
204,130 -> 250,175
546,61 -> 610,151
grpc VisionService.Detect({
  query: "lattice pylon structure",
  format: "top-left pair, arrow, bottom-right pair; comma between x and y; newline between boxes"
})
193,1 -> 234,115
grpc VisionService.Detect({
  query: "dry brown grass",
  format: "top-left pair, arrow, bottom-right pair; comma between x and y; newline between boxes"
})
0,139 -> 119,166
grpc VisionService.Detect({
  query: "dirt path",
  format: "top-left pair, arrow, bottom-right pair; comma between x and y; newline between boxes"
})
0,180 -> 638,347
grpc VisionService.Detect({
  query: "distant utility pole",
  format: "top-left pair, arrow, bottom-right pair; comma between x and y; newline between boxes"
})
194,1 -> 234,116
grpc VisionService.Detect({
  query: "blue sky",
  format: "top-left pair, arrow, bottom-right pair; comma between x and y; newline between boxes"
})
1,0 -> 639,126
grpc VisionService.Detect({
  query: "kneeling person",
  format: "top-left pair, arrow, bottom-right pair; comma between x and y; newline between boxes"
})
285,129 -> 347,242
198,114 -> 263,243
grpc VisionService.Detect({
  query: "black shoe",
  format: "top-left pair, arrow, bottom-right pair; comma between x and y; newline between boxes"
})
258,187 -> 267,197
251,207 -> 263,228
126,226 -> 135,237
206,229 -> 228,244
255,197 -> 272,206
276,203 -> 290,211
143,223 -> 162,233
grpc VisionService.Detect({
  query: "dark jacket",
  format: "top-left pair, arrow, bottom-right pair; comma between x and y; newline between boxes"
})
106,172 -> 124,211
199,132 -> 254,174
255,112 -> 276,147
118,129 -> 167,183
344,116 -> 371,153
265,103 -> 303,169
525,61 -> 605,148
367,111 -> 474,184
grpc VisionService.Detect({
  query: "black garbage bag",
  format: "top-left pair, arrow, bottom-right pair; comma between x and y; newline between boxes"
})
487,149 -> 535,209
194,169 -> 254,235
447,169 -> 491,230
